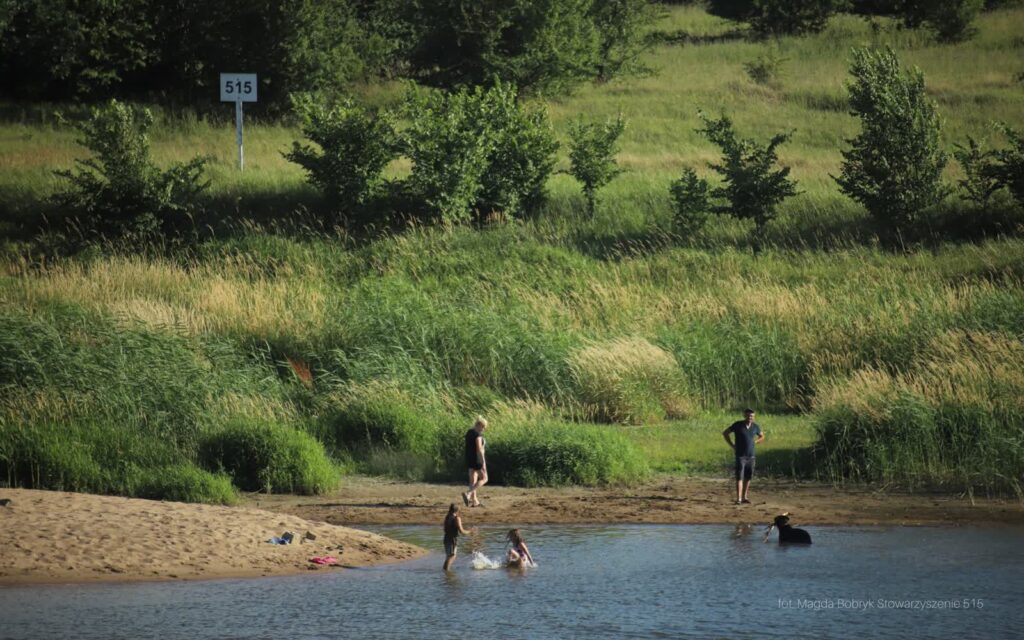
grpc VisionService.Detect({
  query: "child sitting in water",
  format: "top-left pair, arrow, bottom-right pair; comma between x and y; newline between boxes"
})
505,528 -> 535,568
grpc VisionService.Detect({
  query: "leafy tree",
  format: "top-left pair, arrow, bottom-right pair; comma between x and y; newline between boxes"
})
898,0 -> 984,43
53,100 -> 208,240
835,47 -> 948,241
402,0 -> 655,95
591,0 -> 657,82
284,95 -> 396,217
670,168 -> 711,238
748,0 -> 849,38
568,115 -> 627,217
0,0 -> 155,100
697,113 -> 799,243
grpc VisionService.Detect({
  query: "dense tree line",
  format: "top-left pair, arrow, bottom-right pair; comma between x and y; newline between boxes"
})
0,0 -> 655,107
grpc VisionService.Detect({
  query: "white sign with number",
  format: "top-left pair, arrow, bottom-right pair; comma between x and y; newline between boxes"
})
220,73 -> 257,102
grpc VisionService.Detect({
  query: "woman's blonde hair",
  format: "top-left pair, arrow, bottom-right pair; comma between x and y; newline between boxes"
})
506,528 -> 525,546
474,415 -> 488,429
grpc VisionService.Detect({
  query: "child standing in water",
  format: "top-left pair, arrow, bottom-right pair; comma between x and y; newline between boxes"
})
443,503 -> 472,571
505,529 -> 535,568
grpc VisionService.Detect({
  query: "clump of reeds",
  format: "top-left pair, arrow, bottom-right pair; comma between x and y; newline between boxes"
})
812,330 -> 1024,496
568,336 -> 696,424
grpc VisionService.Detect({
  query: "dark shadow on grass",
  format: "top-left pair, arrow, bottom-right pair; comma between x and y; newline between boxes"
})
756,447 -> 816,479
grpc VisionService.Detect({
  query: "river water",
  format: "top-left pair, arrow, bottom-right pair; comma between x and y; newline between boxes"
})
2,524 -> 1022,639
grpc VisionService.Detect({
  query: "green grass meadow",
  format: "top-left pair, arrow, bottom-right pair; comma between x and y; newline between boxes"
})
2,4 -> 1023,501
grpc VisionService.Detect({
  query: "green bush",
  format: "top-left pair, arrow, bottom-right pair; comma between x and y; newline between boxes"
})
133,464 -> 238,504
486,419 -> 650,486
670,168 -> 712,238
748,0 -> 848,37
568,115 -> 627,217
53,99 -> 208,241
743,48 -> 787,86
199,419 -> 339,494
991,124 -> 1024,208
476,83 -> 559,218
953,137 -> 1002,207
835,48 -> 948,243
403,83 -> 558,224
697,112 -> 799,246
284,94 -> 396,217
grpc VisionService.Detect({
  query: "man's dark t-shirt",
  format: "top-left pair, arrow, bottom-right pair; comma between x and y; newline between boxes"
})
465,429 -> 481,467
728,421 -> 762,457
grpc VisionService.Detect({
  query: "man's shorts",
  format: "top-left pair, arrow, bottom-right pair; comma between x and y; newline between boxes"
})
735,456 -> 755,481
444,537 -> 457,557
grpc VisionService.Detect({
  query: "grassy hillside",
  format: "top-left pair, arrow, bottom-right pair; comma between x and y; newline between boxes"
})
2,4 -> 1023,500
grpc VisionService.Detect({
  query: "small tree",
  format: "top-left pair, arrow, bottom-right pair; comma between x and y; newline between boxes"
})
835,47 -> 948,241
697,113 -> 799,244
670,168 -> 711,238
953,137 -> 1001,207
748,0 -> 848,38
898,0 -> 984,43
53,99 -> 208,240
284,94 -> 396,216
568,115 -> 626,217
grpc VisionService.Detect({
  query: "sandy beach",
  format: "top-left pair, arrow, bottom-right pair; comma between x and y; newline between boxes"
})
0,488 -> 424,585
3,476 -> 1021,585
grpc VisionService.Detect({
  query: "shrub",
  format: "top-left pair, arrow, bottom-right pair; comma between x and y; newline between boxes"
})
567,337 -> 696,424
403,87 -> 492,224
133,464 -> 238,504
953,137 -> 1002,207
697,112 -> 799,246
477,84 -> 559,218
53,99 -> 208,241
403,83 -> 558,224
199,419 -> 339,494
568,115 -> 627,217
991,124 -> 1024,208
835,48 -> 948,243
284,94 -> 396,217
743,49 -> 786,86
898,0 -> 984,43
748,0 -> 848,37
670,168 -> 711,238
485,419 -> 650,486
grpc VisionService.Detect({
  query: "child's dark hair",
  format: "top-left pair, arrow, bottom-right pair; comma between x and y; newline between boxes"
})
447,503 -> 460,516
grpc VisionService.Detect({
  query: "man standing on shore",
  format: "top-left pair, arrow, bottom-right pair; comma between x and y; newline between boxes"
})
462,416 -> 487,508
723,409 -> 765,505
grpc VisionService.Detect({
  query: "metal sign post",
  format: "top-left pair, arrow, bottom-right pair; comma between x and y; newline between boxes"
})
220,73 -> 257,171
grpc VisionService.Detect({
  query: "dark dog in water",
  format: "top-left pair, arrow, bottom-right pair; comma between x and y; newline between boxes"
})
764,513 -> 812,544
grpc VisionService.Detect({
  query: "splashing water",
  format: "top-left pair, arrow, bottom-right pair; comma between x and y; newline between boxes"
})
470,551 -> 501,570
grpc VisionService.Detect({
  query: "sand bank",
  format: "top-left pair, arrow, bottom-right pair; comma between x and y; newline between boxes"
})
0,488 -> 425,585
